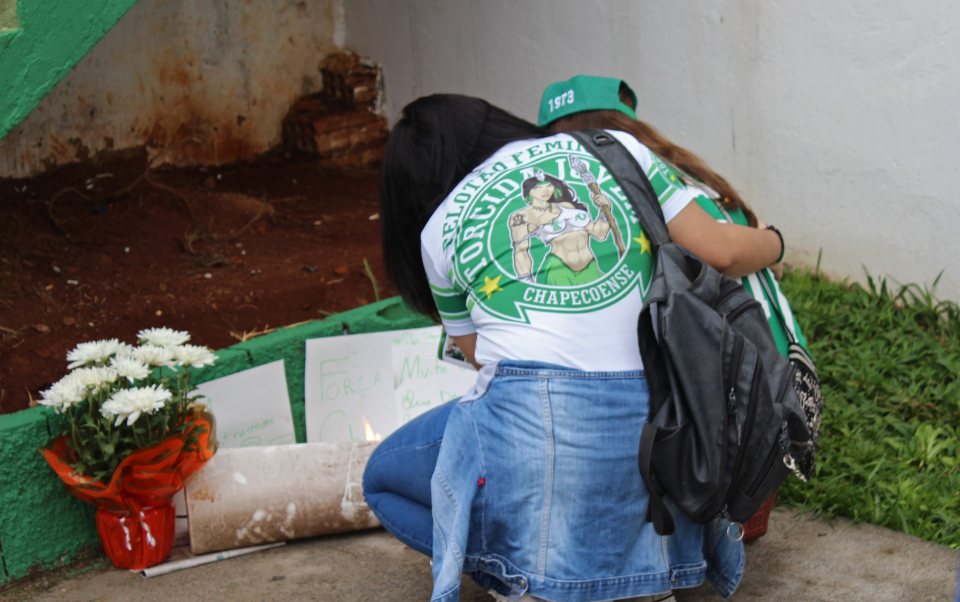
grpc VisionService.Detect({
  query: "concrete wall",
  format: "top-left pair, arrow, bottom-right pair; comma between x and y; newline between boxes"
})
0,0 -> 18,30
344,0 -> 960,301
0,297 -> 430,585
0,0 -> 344,177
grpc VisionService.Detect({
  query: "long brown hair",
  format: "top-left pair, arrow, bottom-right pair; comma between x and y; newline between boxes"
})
548,110 -> 757,226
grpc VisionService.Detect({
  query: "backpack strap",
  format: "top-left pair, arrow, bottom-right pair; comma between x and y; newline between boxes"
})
568,130 -> 672,249
638,422 -> 675,535
571,129 -> 679,535
755,271 -> 802,346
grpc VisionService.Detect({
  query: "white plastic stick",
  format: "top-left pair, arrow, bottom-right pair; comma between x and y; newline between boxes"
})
140,542 -> 285,577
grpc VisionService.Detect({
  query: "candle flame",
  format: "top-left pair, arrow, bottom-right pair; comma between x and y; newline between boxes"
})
361,416 -> 382,442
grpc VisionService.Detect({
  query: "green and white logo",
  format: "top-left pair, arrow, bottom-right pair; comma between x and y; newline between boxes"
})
446,138 -> 655,323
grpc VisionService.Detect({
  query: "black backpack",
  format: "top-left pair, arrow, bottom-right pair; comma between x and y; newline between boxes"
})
571,130 -> 816,536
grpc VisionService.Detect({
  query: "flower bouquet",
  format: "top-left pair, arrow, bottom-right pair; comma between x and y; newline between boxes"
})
39,328 -> 218,570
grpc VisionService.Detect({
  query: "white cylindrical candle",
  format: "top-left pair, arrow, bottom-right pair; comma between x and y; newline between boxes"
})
185,441 -> 380,554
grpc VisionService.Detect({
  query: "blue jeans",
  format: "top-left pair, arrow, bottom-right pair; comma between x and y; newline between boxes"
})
362,361 -> 743,601
362,401 -> 454,556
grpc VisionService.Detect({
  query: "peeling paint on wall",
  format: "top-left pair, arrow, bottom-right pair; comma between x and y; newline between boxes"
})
0,0 -> 139,140
0,0 -> 341,178
0,0 -> 18,30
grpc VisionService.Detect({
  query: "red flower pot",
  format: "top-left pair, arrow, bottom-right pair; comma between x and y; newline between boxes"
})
41,411 -> 216,569
95,501 -> 176,570
742,492 -> 777,543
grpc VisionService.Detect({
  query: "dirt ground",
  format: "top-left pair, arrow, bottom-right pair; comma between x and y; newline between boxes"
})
0,148 -> 396,414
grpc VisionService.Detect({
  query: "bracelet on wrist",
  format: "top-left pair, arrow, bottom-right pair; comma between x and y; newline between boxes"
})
765,225 -> 785,263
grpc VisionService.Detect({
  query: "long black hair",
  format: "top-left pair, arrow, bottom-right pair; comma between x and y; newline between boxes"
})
380,94 -> 547,319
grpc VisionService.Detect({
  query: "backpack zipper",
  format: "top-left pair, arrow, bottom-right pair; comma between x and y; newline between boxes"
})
728,358 -> 762,492
727,298 -> 762,324
706,332 -> 745,520
693,325 -> 743,521
726,336 -> 745,439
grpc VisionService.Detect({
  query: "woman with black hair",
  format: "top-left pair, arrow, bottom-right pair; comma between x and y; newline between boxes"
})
363,93 -> 783,602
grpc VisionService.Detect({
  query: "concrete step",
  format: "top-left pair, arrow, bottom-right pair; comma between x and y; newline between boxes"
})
2,508 -> 956,601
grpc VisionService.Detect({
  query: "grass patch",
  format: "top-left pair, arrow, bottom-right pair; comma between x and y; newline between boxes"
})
777,268 -> 960,548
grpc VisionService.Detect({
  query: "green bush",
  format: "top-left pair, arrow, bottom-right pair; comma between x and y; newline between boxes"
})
778,268 -> 960,549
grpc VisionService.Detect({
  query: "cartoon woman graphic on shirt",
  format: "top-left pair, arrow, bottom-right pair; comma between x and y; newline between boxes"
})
509,168 -> 617,286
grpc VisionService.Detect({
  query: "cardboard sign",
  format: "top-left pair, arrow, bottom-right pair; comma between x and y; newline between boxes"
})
305,326 -> 477,443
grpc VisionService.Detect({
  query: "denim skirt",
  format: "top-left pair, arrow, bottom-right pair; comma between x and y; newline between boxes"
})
430,360 -> 743,602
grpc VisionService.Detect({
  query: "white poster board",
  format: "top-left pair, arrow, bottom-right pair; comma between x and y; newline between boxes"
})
195,360 -> 297,448
305,326 -> 477,443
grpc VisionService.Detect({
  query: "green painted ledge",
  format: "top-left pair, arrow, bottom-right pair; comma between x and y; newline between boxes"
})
0,0 -> 140,140
0,297 -> 431,586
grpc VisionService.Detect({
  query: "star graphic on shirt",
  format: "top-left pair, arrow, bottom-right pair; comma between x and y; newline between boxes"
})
479,275 -> 504,299
634,232 -> 652,254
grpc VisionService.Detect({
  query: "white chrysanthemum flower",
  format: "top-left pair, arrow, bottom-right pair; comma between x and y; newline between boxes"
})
101,385 -> 173,426
67,365 -> 119,392
39,377 -> 86,412
131,344 -> 176,368
111,341 -> 137,359
172,345 -> 217,369
138,327 -> 191,348
110,355 -> 151,382
66,338 -> 124,369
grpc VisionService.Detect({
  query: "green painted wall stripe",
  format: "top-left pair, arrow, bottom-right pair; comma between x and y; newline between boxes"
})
0,407 -> 100,585
0,297 -> 432,585
0,0 -> 140,140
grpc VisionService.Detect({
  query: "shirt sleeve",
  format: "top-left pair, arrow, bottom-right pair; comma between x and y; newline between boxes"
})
420,223 -> 476,337
607,130 -> 713,223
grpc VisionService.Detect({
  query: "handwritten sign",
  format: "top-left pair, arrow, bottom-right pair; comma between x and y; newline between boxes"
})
305,326 -> 477,443
195,360 -> 297,448
391,327 -> 476,424
305,331 -> 395,443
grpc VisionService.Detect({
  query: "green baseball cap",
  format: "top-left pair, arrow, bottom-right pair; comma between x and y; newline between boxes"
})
537,75 -> 638,127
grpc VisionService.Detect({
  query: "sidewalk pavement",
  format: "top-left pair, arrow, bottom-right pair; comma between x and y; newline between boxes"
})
3,508 -> 957,602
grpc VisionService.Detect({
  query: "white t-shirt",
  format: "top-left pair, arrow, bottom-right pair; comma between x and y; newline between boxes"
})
421,131 -> 705,371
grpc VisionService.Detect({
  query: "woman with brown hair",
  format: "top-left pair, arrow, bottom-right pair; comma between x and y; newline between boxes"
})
539,75 -> 808,356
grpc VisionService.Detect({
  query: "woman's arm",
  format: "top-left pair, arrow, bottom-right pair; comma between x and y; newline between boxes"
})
667,201 -> 782,278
